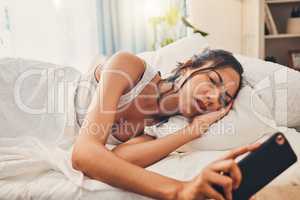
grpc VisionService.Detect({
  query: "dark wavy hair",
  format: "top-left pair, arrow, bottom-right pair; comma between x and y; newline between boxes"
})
155,49 -> 244,125
159,49 -> 244,101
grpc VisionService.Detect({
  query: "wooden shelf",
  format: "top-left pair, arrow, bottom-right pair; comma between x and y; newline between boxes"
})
266,0 -> 300,4
265,34 -> 300,39
242,0 -> 300,65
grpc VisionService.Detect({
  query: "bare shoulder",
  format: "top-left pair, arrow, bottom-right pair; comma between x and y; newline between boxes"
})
103,51 -> 146,86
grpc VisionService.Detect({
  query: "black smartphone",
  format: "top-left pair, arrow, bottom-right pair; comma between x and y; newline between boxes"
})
214,132 -> 298,200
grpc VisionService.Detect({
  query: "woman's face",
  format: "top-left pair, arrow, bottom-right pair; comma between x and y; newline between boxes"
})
178,62 -> 241,118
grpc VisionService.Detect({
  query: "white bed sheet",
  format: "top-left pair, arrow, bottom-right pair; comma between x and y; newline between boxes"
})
0,128 -> 299,200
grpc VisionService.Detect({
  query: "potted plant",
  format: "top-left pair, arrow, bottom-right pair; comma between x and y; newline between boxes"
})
149,7 -> 208,49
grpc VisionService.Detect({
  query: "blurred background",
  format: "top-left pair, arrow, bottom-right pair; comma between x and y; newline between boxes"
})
1,0 -> 300,72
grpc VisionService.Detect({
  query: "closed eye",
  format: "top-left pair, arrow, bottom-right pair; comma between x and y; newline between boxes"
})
208,72 -> 222,86
208,76 -> 217,85
208,75 -> 220,87
208,70 -> 233,106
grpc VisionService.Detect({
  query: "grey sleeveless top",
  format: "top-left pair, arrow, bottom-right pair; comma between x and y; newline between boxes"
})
74,61 -> 158,144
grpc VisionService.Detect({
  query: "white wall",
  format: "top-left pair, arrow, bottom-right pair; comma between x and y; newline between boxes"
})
188,0 -> 243,54
1,0 -> 99,72
242,0 -> 264,58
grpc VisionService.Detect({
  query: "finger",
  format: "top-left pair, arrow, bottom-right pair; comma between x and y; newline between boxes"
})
214,107 -> 230,122
219,102 -> 234,117
249,195 -> 256,200
227,101 -> 234,110
221,101 -> 233,112
206,171 -> 233,200
204,184 -> 225,200
221,102 -> 232,113
229,100 -> 234,107
228,163 -> 242,189
210,160 -> 242,189
247,142 -> 261,151
219,143 -> 261,161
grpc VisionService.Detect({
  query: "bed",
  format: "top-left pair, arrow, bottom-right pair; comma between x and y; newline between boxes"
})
0,130 -> 299,200
1,34 -> 300,199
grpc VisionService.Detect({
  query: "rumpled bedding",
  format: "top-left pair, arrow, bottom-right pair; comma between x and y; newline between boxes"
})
1,131 -> 300,200
0,58 -> 300,200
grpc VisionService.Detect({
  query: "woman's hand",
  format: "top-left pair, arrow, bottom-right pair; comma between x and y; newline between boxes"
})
188,102 -> 233,138
177,143 -> 260,200
193,101 -> 233,126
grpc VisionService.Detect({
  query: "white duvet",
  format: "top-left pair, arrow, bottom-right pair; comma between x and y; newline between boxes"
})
0,57 -> 300,200
0,131 -> 300,200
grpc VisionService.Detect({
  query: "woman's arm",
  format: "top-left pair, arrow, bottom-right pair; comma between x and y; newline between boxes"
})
72,52 -> 184,199
113,103 -> 234,168
72,52 -> 249,200
73,135 -> 182,199
74,132 -> 257,200
112,126 -> 201,168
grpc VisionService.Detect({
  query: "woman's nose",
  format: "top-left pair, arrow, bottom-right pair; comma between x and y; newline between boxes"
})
205,89 -> 221,107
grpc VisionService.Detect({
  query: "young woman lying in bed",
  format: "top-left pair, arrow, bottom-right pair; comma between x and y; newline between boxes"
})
72,49 -> 258,200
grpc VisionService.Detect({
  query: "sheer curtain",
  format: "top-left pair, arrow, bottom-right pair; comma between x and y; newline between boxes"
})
0,0 -> 99,72
1,0 -> 186,71
0,0 -> 13,57
96,0 -> 187,56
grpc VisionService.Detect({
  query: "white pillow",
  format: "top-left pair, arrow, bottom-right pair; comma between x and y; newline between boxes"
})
145,85 -> 277,152
138,34 -> 209,77
236,55 -> 300,129
137,34 -> 284,151
140,34 -> 300,145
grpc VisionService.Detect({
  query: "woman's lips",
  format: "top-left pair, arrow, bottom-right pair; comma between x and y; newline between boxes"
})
196,99 -> 207,111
